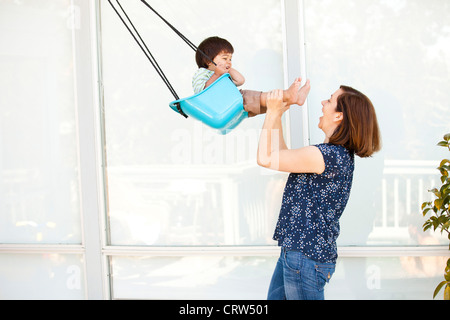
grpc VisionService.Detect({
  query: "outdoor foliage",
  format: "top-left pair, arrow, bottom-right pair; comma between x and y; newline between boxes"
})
421,133 -> 450,300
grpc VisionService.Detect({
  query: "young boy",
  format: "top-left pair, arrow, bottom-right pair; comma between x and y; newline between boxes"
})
192,36 -> 310,117
192,36 -> 245,94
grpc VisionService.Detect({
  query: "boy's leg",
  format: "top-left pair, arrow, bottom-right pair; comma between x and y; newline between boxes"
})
240,90 -> 265,118
240,78 -> 309,117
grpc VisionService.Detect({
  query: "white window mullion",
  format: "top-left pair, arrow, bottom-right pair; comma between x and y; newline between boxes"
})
72,0 -> 108,300
283,0 -> 310,149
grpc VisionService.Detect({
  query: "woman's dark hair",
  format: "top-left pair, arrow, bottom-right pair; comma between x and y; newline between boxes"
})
196,36 -> 234,68
329,86 -> 382,158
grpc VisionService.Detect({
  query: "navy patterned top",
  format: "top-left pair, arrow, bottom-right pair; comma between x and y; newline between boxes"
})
273,143 -> 355,263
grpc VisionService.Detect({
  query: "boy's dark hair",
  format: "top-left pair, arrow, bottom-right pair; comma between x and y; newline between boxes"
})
196,36 -> 234,68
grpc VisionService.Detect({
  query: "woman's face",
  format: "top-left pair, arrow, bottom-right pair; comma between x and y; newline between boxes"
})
319,88 -> 344,138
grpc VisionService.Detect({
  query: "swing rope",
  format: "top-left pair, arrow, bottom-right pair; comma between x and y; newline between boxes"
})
107,0 -> 179,101
140,0 -> 216,67
107,0 -> 217,118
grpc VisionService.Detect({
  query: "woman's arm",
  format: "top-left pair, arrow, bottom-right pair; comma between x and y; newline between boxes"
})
257,89 -> 325,174
257,90 -> 288,168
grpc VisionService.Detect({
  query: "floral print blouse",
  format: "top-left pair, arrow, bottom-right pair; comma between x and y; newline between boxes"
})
273,143 -> 355,263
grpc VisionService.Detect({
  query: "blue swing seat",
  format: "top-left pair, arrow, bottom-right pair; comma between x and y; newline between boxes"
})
169,73 -> 248,134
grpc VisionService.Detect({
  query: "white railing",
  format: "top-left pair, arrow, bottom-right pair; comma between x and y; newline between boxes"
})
370,160 -> 442,243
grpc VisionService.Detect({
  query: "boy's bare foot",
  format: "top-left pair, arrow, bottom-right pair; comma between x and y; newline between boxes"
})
284,78 -> 302,105
296,79 -> 310,106
284,78 -> 310,106
259,78 -> 310,110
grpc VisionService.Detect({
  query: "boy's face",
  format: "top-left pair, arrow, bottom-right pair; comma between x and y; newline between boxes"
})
208,51 -> 233,71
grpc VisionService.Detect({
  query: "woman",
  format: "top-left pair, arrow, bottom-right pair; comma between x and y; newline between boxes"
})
257,82 -> 381,300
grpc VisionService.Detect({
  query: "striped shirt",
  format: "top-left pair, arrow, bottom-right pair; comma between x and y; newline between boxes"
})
192,68 -> 214,94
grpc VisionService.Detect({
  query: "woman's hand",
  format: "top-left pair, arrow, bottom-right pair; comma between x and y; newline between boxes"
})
267,89 -> 289,115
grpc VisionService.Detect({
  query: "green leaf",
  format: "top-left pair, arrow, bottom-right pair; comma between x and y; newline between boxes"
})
422,201 -> 432,209
444,285 -> 450,300
438,141 -> 449,147
422,208 -> 431,216
444,133 -> 450,142
435,199 -> 443,210
442,195 -> 450,207
443,221 -> 450,231
433,281 -> 446,298
430,188 -> 441,198
441,183 -> 450,194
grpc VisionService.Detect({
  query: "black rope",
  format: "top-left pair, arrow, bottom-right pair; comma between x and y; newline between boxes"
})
108,0 -> 179,101
140,0 -> 216,67
108,0 -> 218,118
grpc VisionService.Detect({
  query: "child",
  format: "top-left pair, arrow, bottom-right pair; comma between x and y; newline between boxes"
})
192,36 -> 310,117
192,36 -> 245,94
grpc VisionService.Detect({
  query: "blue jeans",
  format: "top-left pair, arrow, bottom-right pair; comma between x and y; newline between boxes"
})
267,247 -> 336,300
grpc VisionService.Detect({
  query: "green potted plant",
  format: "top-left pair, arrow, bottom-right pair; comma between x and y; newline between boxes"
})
421,133 -> 450,300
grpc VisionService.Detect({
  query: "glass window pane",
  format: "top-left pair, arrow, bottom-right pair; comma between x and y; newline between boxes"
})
328,256 -> 448,300
303,0 -> 450,246
110,254 -> 447,300
110,255 -> 276,300
0,0 -> 81,243
0,253 -> 85,300
101,0 -> 286,246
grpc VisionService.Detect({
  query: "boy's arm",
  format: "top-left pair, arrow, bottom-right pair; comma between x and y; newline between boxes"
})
204,62 -> 227,89
229,68 -> 245,87
204,73 -> 221,89
205,65 -> 245,89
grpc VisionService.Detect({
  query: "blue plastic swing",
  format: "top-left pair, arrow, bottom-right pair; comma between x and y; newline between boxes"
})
108,0 -> 247,134
169,73 -> 248,133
